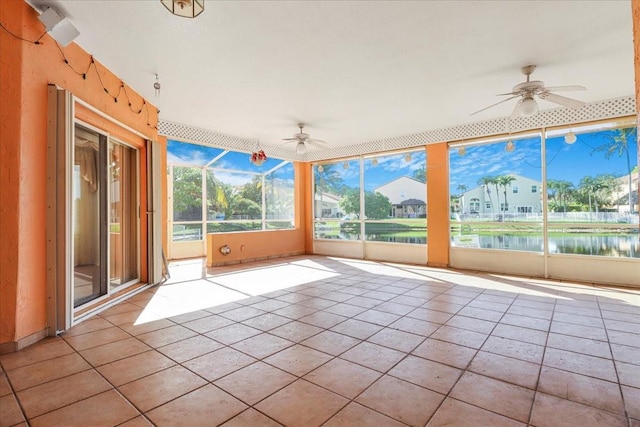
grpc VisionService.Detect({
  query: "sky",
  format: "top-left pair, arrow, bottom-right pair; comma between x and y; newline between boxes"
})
167,127 -> 638,194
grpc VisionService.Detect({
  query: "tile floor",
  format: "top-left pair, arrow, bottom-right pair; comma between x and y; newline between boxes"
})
1,255 -> 639,427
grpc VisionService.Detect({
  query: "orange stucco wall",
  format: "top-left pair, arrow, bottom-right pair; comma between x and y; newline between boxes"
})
0,0 -> 159,347
426,143 -> 450,267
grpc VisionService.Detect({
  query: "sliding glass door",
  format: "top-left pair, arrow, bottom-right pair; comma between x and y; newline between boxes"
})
72,124 -> 139,308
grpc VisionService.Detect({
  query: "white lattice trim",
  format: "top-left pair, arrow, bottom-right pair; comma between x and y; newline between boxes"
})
159,96 -> 636,162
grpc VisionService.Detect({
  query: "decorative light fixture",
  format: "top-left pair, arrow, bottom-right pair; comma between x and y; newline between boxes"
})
518,96 -> 538,117
161,0 -> 204,18
317,164 -> 324,172
405,153 -> 412,162
296,141 -> 307,155
505,140 -> 515,152
153,74 -> 161,98
343,161 -> 349,170
457,146 -> 466,156
564,130 -> 577,144
371,157 -> 379,167
249,143 -> 267,166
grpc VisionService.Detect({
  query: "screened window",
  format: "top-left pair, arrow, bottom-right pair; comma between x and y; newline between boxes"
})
545,121 -> 638,258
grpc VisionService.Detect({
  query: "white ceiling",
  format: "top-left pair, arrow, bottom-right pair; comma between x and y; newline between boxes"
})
36,1 -> 635,154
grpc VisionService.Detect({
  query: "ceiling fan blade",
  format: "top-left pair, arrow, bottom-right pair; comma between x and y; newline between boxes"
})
495,91 -> 518,96
282,137 -> 299,141
471,95 -> 520,116
544,85 -> 586,92
539,92 -> 585,109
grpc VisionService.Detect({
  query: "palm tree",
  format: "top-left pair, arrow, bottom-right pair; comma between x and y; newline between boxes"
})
456,184 -> 468,214
497,175 -> 516,213
477,176 -> 495,217
491,177 -> 501,216
592,127 -> 637,213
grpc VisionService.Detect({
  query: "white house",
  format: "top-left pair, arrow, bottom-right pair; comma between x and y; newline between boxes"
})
374,176 -> 427,218
314,192 -> 342,218
461,174 -> 542,216
612,172 -> 639,214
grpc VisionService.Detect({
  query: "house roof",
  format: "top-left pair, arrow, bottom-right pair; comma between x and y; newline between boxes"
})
399,198 -> 425,206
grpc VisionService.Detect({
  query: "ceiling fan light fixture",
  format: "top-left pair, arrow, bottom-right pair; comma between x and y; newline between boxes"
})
371,157 -> 379,167
161,0 -> 204,18
457,146 -> 466,156
565,131 -> 577,144
296,141 -> 307,155
317,164 -> 324,172
519,96 -> 538,117
343,161 -> 349,170
405,153 -> 412,162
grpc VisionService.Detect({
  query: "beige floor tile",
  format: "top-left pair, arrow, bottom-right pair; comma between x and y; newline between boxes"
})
79,337 -> 151,367
249,299 -> 291,312
550,321 -> 608,342
204,323 -> 262,345
543,347 -> 617,382
231,333 -> 294,359
219,306 -> 266,322
7,353 -> 91,392
61,317 -> 114,337
547,332 -> 612,359
299,311 -> 348,329
117,415 -> 154,426
183,347 -> 256,381
300,330 -> 360,356
456,306 -> 503,322
118,365 -> 207,412
0,374 -> 12,397
430,325 -> 488,349
411,338 -> 477,369
269,321 -> 324,342
481,335 -> 545,364
340,342 -> 405,372
146,384 -> 247,426
391,295 -> 430,307
242,313 -> 292,331
450,371 -> 535,423
389,355 -> 462,394
354,310 -> 401,326
63,327 -> 131,352
469,351 -> 540,389
323,302 -> 367,317
367,328 -> 424,353
220,408 -> 283,427
388,317 -> 440,337
167,309 -> 212,324
608,329 -> 640,348
610,343 -> 640,365
181,314 -> 234,334
324,402 -> 406,427
136,325 -> 198,348
422,300 -> 465,315
500,313 -> 550,331
330,319 -> 383,340
0,338 -> 74,372
356,375 -> 445,427
304,358 -> 381,399
530,392 -> 627,427
156,335 -> 222,363
120,319 -> 175,336
506,304 -> 553,320
617,360 -> 640,388
100,309 -> 145,327
17,369 -> 112,419
538,366 -> 625,414
297,297 -> 338,310
0,394 -> 26,426
29,389 -> 139,427
343,296 -> 382,309
264,344 -> 333,376
491,323 -> 547,346
406,307 -> 453,324
622,386 -> 640,419
553,312 -> 604,328
272,304 -> 318,320
255,379 -> 348,427
214,361 -> 295,405
446,315 -> 496,334
97,350 -> 175,386
426,397 -> 525,427
370,301 -> 415,316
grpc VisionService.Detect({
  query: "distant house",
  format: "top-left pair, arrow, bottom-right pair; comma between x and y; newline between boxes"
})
612,172 -> 639,213
314,192 -> 341,218
461,174 -> 542,215
374,176 -> 427,218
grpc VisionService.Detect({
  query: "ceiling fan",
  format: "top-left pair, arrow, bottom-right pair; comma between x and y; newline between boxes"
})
283,123 -> 328,155
471,65 -> 587,119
